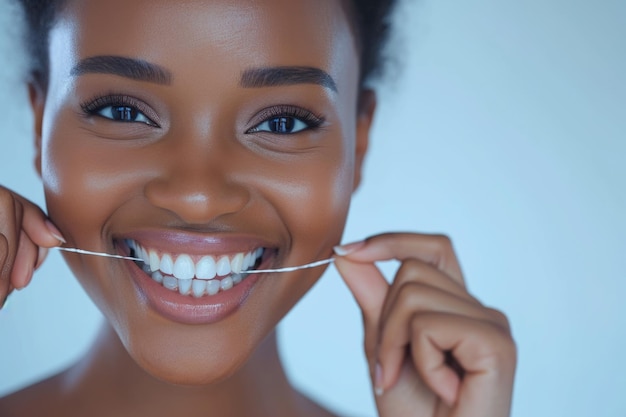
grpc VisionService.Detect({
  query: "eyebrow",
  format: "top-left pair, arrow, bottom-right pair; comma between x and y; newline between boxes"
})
240,66 -> 337,93
70,55 -> 173,85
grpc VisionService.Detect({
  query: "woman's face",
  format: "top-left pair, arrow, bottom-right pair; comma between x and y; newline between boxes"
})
36,0 -> 370,383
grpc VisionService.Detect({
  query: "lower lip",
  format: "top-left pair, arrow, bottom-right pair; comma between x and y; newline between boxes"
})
123,257 -> 265,325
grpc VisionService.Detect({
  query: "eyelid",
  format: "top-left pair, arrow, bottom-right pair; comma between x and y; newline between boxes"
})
247,104 -> 325,132
80,93 -> 160,127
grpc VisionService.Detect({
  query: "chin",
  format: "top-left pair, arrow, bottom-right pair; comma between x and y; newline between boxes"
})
108,302 -> 276,387
125,335 -> 255,386
141,356 -> 246,387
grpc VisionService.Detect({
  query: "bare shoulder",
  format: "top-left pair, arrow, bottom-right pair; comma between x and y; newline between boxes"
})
0,372 -> 69,417
1,373 -> 350,417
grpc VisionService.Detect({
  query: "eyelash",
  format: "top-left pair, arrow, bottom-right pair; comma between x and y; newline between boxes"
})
80,94 -> 159,127
80,96 -> 325,133
247,105 -> 325,134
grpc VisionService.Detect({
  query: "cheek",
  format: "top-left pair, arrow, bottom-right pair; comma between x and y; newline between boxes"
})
295,140 -> 356,251
42,118 -> 146,245
238,145 -> 354,336
41,115 -> 152,316
295,155 -> 352,244
256,145 -> 354,254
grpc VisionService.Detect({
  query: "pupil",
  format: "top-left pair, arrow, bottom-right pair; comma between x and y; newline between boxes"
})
270,117 -> 294,133
112,106 -> 137,121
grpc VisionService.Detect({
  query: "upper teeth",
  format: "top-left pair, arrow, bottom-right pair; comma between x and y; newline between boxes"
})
126,239 -> 263,281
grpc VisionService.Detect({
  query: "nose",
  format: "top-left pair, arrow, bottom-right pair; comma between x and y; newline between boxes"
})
144,141 -> 250,225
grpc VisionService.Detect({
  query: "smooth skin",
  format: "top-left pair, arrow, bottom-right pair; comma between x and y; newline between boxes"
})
0,0 -> 516,416
335,234 -> 516,416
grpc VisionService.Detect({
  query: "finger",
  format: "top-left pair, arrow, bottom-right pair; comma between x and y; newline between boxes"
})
379,258 -> 478,326
35,245 -> 49,270
11,231 -> 38,290
333,256 -> 389,366
334,256 -> 388,326
336,233 -> 465,286
0,234 -> 10,308
16,195 -> 65,248
410,313 -> 516,414
0,190 -> 22,304
377,282 -> 509,392
0,189 -> 62,301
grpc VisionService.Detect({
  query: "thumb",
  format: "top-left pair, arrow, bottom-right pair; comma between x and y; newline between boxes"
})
333,255 -> 388,327
19,197 -> 66,248
333,247 -> 390,386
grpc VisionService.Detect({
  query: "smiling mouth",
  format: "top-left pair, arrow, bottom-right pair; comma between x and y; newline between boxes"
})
125,239 -> 266,298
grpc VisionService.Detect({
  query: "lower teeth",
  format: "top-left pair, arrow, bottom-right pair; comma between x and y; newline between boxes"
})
130,246 -> 263,297
148,271 -> 250,297
137,260 -> 253,297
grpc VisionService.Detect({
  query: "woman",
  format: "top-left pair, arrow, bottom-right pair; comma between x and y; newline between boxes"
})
0,0 -> 516,415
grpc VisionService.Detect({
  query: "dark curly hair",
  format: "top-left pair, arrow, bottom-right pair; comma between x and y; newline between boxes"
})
16,0 -> 398,90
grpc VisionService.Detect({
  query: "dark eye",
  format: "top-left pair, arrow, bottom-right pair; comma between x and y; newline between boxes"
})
251,116 -> 309,134
96,105 -> 154,125
81,95 -> 159,127
246,105 -> 324,135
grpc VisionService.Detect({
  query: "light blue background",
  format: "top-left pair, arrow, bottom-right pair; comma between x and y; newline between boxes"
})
1,0 -> 624,416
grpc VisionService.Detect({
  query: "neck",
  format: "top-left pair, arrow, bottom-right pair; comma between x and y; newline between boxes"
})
64,321 -> 302,417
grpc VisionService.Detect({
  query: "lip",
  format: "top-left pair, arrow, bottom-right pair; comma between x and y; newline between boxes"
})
114,231 -> 279,325
118,230 -> 276,256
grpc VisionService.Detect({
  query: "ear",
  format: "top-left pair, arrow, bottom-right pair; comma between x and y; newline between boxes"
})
29,82 -> 46,178
353,89 -> 376,191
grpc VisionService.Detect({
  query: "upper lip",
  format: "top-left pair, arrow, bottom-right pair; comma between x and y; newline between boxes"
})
113,229 -> 279,257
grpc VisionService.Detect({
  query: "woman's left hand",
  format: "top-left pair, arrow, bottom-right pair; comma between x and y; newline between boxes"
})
334,233 -> 516,417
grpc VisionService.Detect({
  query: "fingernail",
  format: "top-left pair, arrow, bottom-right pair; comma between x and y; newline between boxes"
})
333,240 -> 365,256
45,220 -> 66,244
374,362 -> 384,396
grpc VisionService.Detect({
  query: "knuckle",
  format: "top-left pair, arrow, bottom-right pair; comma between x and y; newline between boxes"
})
395,281 -> 431,308
486,307 -> 512,329
481,328 -> 518,372
505,336 -> 518,366
494,321 -> 517,355
482,318 -> 517,351
432,234 -> 454,251
429,234 -> 457,266
397,258 -> 427,276
398,258 -> 424,274
409,311 -> 432,334
0,187 -> 16,209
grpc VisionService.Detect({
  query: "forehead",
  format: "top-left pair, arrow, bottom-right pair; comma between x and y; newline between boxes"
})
50,0 -> 358,86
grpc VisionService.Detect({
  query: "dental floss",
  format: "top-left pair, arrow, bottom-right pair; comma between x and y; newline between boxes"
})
55,247 -> 334,273
56,247 -> 143,261
245,257 -> 334,273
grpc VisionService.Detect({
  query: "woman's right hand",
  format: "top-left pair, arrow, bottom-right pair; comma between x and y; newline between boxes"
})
0,186 -> 65,308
